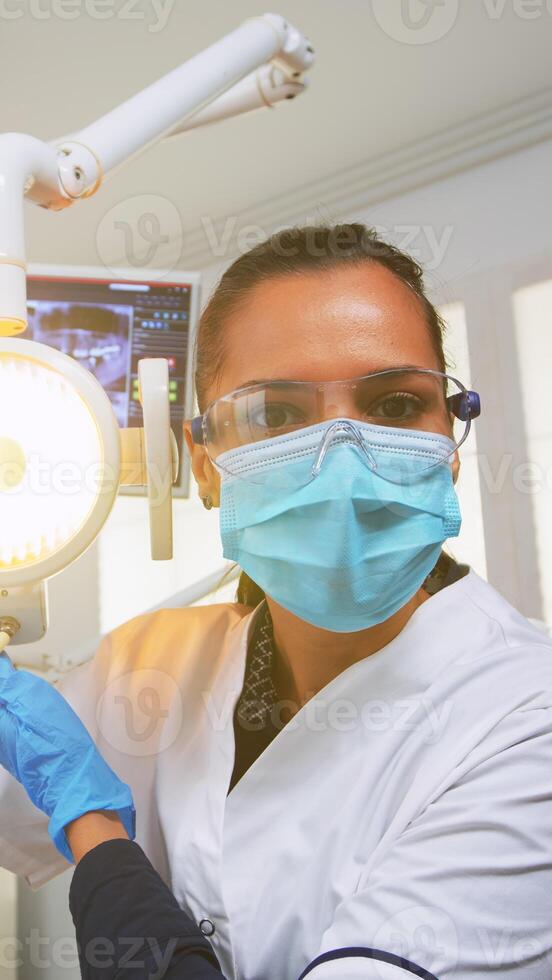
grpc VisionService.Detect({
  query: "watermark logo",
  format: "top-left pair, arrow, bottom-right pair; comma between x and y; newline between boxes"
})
96,668 -> 183,757
371,905 -> 459,977
371,0 -> 459,44
96,194 -> 184,279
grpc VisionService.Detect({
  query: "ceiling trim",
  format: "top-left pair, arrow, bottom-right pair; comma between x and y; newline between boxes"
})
182,86 -> 552,270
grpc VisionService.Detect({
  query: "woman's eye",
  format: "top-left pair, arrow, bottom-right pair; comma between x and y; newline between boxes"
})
369,393 -> 424,422
252,402 -> 306,429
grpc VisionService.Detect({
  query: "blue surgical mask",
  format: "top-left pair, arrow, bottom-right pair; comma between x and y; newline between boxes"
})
217,419 -> 461,632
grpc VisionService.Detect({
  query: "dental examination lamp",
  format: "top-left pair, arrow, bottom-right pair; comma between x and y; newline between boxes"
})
0,14 -> 314,651
0,348 -> 176,649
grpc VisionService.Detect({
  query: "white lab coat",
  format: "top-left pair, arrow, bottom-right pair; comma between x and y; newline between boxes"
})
1,569 -> 552,980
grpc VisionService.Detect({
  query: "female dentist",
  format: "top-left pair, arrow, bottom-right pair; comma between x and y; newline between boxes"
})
1,223 -> 552,980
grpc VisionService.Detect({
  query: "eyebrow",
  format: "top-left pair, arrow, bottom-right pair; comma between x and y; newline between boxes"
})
237,365 -> 431,388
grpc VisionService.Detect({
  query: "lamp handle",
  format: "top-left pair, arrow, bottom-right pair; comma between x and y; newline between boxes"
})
0,582 -> 48,647
138,358 -> 175,561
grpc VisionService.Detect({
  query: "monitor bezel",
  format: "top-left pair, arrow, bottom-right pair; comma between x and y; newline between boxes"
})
27,263 -> 202,499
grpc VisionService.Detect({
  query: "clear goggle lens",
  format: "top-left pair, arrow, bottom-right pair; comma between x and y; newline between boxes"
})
193,369 -> 480,488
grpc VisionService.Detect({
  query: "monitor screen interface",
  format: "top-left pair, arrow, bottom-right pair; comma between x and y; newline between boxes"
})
26,273 -> 197,494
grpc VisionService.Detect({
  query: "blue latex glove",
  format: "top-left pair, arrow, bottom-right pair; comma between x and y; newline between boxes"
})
0,652 -> 135,863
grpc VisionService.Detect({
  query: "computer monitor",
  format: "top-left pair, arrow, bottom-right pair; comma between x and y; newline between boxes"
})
26,265 -> 201,498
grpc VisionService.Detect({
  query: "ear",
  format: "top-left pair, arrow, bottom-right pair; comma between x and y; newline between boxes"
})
183,422 -> 221,507
451,450 -> 460,484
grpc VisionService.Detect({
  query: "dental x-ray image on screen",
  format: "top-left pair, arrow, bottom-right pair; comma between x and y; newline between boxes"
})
25,267 -> 201,497
27,302 -> 132,426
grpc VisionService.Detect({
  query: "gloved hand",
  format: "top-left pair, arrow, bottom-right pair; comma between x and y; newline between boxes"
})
0,652 -> 135,863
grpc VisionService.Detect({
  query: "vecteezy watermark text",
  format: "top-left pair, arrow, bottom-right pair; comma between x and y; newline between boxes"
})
199,215 -> 455,271
0,929 -> 179,971
0,0 -> 174,32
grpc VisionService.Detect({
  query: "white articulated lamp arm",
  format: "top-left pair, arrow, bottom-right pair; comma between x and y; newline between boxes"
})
166,65 -> 309,135
62,13 -> 313,174
0,12 -> 314,337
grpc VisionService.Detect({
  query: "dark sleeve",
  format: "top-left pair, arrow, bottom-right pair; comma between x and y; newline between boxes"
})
69,838 -> 227,979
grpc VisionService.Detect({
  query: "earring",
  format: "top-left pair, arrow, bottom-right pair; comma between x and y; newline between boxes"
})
202,495 -> 213,510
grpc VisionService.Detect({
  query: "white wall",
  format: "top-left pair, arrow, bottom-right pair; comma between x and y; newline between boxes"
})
198,136 -> 552,297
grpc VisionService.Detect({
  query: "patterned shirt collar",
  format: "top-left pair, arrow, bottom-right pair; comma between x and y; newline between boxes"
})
236,601 -> 277,727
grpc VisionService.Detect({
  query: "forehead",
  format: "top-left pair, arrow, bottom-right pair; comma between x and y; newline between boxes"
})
211,263 -> 439,398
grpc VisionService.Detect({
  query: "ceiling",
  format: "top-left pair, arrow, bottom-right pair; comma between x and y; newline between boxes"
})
2,0 -> 552,271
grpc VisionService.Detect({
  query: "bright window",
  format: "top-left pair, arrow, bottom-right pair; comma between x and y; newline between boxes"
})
439,301 -> 487,579
512,280 -> 552,627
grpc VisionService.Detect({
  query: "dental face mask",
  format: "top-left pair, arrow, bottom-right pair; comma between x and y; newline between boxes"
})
217,418 -> 461,632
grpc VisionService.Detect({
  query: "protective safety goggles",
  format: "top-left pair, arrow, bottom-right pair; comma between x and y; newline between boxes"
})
190,368 -> 481,488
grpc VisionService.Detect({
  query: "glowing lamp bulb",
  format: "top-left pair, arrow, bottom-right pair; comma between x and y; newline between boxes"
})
0,338 -> 174,646
0,339 -> 121,587
0,354 -> 104,571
